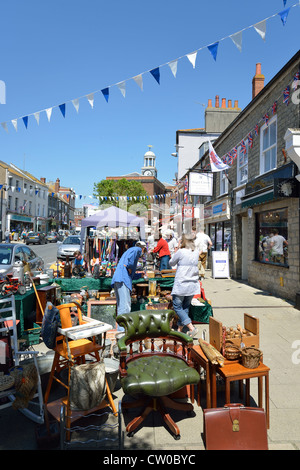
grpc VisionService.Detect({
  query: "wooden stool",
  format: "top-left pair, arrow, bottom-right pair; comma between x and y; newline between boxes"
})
190,345 -> 212,408
210,361 -> 270,429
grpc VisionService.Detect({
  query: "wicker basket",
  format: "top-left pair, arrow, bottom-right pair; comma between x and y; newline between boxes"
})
224,343 -> 241,361
241,347 -> 262,369
0,372 -> 14,391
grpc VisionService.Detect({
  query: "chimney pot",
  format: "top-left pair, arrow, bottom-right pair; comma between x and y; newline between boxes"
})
234,100 -> 239,108
215,95 -> 219,108
207,98 -> 212,108
228,99 -> 232,108
40,177 -> 46,183
221,98 -> 226,108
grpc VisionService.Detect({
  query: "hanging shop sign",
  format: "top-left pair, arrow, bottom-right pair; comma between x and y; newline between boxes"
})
182,205 -> 194,219
188,172 -> 213,196
212,251 -> 230,279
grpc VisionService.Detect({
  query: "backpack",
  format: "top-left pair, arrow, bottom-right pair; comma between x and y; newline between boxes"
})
41,302 -> 60,349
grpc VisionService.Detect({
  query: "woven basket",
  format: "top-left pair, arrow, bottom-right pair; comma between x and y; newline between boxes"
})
0,372 -> 14,391
241,347 -> 262,369
224,343 -> 241,361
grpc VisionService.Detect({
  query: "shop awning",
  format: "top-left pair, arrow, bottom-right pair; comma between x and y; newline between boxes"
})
241,189 -> 274,209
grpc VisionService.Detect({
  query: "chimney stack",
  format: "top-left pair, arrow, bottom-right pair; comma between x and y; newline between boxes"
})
252,63 -> 265,99
40,177 -> 46,183
215,95 -> 219,108
55,178 -> 60,193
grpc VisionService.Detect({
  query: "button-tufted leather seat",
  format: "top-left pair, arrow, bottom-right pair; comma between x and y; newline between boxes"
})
117,310 -> 200,439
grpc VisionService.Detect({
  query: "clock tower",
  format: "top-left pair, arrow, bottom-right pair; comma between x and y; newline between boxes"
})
141,145 -> 157,177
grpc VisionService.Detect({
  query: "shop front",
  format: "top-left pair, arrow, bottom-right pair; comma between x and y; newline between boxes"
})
204,197 -> 231,269
7,213 -> 35,234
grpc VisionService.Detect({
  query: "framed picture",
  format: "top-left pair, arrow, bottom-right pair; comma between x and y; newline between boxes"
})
87,300 -> 117,330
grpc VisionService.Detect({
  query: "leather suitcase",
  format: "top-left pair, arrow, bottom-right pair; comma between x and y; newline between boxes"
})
203,403 -> 268,450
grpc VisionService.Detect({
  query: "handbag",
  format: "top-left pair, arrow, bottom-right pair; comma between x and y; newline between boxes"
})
69,360 -> 107,411
203,403 -> 268,450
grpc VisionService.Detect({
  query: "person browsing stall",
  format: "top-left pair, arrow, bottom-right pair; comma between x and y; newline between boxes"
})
111,241 -> 147,330
151,232 -> 171,270
169,233 -> 200,338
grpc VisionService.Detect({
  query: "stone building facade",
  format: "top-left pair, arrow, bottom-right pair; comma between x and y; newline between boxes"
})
190,50 -> 300,303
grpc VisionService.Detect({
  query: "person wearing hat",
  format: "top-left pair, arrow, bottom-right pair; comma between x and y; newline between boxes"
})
169,233 -> 199,338
111,240 -> 147,330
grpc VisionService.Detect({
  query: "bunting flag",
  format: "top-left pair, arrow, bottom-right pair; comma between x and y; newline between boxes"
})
283,86 -> 290,105
184,176 -> 188,204
240,139 -> 247,155
207,42 -> 219,61
230,31 -> 243,52
1,122 -> 8,132
248,133 -> 253,148
209,140 -> 230,172
278,7 -> 291,25
272,101 -> 277,114
263,113 -> 269,125
150,68 -> 160,84
0,3 -> 299,134
254,124 -> 259,136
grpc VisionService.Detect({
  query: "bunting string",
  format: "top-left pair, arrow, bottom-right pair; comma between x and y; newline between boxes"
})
1,3 -> 299,132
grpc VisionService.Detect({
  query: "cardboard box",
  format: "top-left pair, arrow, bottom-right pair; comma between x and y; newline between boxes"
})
209,314 -> 259,352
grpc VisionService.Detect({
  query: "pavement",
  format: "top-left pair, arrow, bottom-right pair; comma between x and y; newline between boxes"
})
1,269 -> 300,451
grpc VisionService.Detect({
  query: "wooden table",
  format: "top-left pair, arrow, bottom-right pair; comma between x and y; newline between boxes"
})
190,344 -> 212,408
211,361 -> 270,429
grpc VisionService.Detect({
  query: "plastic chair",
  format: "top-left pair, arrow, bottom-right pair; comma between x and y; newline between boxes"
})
117,309 -> 200,439
44,302 -> 117,440
0,295 -> 44,424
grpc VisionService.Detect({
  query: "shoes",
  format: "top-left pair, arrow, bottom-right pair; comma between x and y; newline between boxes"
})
187,327 -> 198,338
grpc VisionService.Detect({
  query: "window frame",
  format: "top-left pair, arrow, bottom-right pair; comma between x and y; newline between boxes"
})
237,139 -> 249,186
260,114 -> 277,175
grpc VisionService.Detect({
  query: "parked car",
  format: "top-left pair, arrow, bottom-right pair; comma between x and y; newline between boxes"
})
0,243 -> 44,279
25,231 -> 47,245
46,232 -> 60,243
57,236 -> 81,260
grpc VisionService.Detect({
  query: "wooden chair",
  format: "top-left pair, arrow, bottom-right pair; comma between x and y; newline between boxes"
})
44,302 -> 116,439
116,310 -> 200,440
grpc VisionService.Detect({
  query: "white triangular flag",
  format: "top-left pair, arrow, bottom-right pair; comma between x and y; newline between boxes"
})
254,20 -> 266,41
230,31 -> 242,52
11,119 -> 18,131
34,112 -> 40,125
72,98 -> 80,113
133,74 -> 143,91
209,140 -> 230,172
186,52 -> 197,68
117,81 -> 126,98
45,108 -> 52,122
86,93 -> 94,108
1,122 -> 8,132
168,60 -> 178,78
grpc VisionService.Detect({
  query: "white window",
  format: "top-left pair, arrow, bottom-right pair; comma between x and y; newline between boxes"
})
237,140 -> 248,186
220,171 -> 228,195
260,115 -> 277,174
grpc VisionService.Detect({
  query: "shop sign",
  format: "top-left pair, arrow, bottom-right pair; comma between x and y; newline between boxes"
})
8,214 -> 34,223
204,199 -> 229,221
188,172 -> 213,196
212,251 -> 230,279
182,205 -> 194,218
274,178 -> 299,198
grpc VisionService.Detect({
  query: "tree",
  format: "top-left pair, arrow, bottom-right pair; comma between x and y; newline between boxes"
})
93,178 -> 149,210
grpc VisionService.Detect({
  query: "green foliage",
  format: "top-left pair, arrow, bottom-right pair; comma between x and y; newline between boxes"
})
93,178 -> 149,209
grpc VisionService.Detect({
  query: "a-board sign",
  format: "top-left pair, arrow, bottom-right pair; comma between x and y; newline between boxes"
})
87,300 -> 117,329
212,251 -> 230,279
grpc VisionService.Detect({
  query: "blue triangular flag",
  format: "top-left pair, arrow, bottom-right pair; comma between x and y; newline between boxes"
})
22,116 -> 28,129
102,88 -> 109,102
59,103 -> 66,118
278,7 -> 290,26
208,42 -> 219,61
283,0 -> 287,6
150,67 -> 160,84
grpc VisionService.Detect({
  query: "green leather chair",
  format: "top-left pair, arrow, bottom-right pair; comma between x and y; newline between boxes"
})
117,309 -> 200,439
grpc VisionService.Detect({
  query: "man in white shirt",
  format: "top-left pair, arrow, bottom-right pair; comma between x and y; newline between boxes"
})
269,229 -> 288,264
166,230 -> 178,257
194,229 -> 212,276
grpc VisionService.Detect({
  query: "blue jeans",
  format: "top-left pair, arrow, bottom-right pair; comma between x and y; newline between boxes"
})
172,294 -> 194,327
114,281 -> 131,331
160,255 -> 170,270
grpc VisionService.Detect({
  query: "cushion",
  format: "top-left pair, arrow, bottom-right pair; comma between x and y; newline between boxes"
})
121,355 -> 200,397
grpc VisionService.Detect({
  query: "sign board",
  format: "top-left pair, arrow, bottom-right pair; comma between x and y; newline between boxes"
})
189,172 -> 213,196
182,205 -> 194,219
212,251 -> 230,279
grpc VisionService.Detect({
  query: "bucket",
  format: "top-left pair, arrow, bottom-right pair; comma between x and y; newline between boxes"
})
104,357 -> 119,392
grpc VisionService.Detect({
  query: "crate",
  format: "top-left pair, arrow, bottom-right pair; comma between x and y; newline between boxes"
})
209,314 -> 259,352
23,323 -> 41,346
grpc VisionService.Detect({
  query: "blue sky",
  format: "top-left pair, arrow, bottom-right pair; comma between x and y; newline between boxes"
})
0,0 -> 299,207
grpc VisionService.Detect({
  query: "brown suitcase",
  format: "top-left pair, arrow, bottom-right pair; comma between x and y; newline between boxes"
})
203,403 -> 268,450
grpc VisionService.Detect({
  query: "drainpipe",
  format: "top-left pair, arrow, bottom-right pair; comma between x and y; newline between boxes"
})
284,128 -> 300,309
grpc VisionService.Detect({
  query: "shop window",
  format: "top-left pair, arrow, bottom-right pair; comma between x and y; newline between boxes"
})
209,221 -> 232,258
237,140 -> 248,185
256,208 -> 288,266
260,115 -> 277,174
